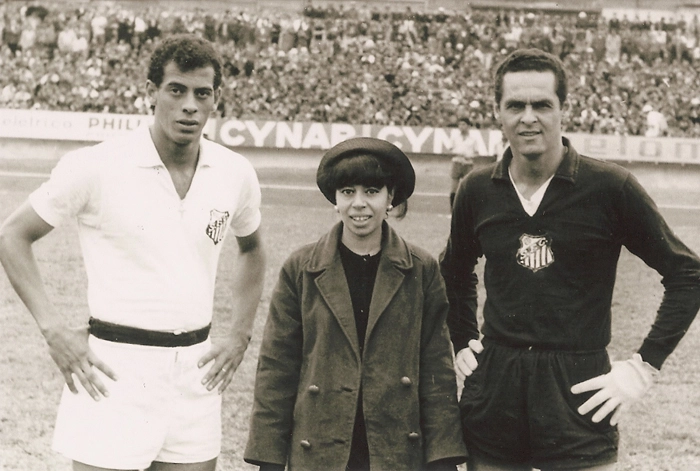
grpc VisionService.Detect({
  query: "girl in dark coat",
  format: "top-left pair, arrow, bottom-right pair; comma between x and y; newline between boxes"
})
244,138 -> 466,471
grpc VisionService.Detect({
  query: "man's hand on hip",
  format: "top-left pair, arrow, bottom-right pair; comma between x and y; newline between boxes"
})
44,324 -> 117,401
571,353 -> 658,426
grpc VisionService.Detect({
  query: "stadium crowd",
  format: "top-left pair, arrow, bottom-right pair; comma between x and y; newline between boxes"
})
2,1 -> 700,137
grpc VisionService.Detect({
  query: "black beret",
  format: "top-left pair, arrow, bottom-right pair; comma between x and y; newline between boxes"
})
316,137 -> 416,205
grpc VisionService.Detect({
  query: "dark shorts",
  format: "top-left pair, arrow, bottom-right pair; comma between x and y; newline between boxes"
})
459,341 -> 618,470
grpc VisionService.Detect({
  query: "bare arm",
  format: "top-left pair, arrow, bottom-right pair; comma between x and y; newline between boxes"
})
0,201 -> 116,399
228,229 -> 267,361
199,228 -> 266,392
0,201 -> 55,326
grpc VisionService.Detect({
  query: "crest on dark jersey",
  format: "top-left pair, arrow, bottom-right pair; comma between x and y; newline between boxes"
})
516,233 -> 554,272
205,209 -> 230,245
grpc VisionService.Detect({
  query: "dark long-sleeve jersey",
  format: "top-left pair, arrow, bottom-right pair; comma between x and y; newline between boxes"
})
440,138 -> 700,369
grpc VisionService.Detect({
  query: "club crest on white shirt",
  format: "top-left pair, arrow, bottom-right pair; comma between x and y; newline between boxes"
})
517,233 -> 554,272
206,209 -> 230,245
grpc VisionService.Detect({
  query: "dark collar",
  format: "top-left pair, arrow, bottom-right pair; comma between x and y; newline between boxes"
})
492,137 -> 579,184
306,221 -> 413,273
339,242 -> 382,262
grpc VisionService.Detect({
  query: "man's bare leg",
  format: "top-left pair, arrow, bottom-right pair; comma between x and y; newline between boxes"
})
147,458 -> 217,471
468,454 -> 616,471
467,454 -> 530,471
74,461 -> 137,471
73,457 -> 217,471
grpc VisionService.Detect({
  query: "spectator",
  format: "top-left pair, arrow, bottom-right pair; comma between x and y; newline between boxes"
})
643,104 -> 669,137
3,17 -> 21,56
1,1 -> 700,137
449,119 -> 479,207
90,11 -> 108,46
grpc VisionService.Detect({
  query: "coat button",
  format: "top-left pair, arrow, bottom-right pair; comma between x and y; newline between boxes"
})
300,439 -> 312,449
408,432 -> 420,441
308,385 -> 320,394
400,376 -> 412,386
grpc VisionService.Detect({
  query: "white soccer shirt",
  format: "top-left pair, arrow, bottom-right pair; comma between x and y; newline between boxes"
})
29,128 -> 262,332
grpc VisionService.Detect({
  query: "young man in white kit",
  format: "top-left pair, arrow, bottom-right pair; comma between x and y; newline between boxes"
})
0,34 -> 266,471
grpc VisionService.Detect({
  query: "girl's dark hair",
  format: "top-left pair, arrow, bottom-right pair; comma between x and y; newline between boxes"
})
318,154 -> 408,218
324,154 -> 394,192
148,34 -> 223,89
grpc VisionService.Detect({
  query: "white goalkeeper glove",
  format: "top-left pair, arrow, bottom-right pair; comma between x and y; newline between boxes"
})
454,339 -> 484,383
571,353 -> 659,426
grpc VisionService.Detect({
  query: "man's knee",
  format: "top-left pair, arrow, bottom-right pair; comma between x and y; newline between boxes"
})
467,453 -> 531,471
147,458 -> 218,471
73,461 -> 137,471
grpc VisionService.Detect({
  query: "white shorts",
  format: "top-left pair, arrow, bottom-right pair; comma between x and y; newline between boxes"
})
52,335 -> 221,470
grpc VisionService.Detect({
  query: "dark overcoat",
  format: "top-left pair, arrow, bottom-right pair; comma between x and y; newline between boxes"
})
244,222 -> 466,470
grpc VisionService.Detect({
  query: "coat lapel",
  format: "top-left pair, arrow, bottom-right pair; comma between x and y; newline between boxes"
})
315,262 -> 361,359
309,223 -> 361,360
365,223 -> 413,347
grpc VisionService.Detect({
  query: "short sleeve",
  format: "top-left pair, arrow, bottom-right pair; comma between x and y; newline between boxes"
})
28,150 -> 100,228
229,158 -> 262,238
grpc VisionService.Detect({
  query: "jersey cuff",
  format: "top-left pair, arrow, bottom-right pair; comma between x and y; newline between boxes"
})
636,342 -> 669,370
28,193 -> 62,228
232,210 -> 261,238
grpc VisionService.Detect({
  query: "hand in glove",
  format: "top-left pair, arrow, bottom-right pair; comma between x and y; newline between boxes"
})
571,353 -> 658,426
454,339 -> 484,383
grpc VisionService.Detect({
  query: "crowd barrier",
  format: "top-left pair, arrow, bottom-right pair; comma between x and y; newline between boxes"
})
3,109 -> 700,194
3,109 -> 700,166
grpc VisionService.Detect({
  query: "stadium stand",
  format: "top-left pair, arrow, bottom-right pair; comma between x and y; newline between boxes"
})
2,1 -> 700,136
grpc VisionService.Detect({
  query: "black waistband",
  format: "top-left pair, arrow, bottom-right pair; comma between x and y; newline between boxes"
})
88,317 -> 211,347
482,337 -> 606,354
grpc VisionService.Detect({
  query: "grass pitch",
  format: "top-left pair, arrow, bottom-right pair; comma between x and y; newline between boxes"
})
1,156 -> 700,471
